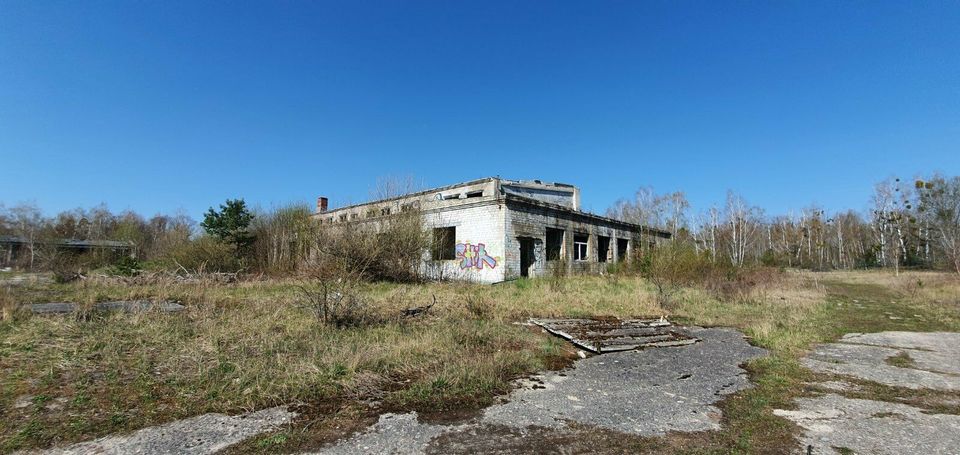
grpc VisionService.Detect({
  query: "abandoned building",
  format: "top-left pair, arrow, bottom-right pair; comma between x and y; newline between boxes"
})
314,177 -> 671,284
0,235 -> 135,269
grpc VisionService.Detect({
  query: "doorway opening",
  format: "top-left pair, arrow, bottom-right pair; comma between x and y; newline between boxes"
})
519,237 -> 536,278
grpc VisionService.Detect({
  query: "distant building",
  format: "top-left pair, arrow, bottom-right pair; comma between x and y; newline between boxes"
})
0,235 -> 135,268
314,177 -> 670,283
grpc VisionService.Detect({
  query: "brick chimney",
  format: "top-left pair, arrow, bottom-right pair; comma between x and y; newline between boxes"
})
316,197 -> 328,213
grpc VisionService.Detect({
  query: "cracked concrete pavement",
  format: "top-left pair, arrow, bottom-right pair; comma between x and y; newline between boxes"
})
315,327 -> 767,454
775,394 -> 960,455
802,332 -> 960,391
778,331 -> 960,455
30,407 -> 295,455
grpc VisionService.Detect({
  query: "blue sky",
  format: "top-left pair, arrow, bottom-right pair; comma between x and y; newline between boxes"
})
2,1 -> 958,220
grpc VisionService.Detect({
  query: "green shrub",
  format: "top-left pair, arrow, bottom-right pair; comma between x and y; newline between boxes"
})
106,256 -> 141,276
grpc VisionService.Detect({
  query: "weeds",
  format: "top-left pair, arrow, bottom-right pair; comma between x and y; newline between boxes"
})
885,351 -> 916,369
1,286 -> 20,321
296,278 -> 373,328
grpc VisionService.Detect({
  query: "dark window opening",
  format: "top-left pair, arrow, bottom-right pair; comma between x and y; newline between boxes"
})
443,194 -> 460,200
466,190 -> 483,198
597,236 -> 610,263
380,207 -> 392,216
338,214 -> 348,222
432,227 -> 456,260
350,213 -> 359,220
366,209 -> 378,218
617,238 -> 629,262
546,228 -> 564,260
573,234 -> 589,261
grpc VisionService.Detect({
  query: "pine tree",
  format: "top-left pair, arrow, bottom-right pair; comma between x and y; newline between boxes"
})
201,199 -> 255,254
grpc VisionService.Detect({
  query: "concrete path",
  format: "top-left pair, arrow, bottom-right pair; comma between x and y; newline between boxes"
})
777,331 -> 960,455
315,327 -> 766,454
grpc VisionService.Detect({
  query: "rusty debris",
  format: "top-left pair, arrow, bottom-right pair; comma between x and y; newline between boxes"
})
530,318 -> 698,354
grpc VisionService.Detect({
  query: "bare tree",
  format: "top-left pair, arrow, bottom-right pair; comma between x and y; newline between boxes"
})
607,187 -> 690,234
722,191 -> 762,267
9,204 -> 44,270
916,176 -> 960,274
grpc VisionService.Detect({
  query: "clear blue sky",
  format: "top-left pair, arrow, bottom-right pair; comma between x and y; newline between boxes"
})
2,1 -> 958,220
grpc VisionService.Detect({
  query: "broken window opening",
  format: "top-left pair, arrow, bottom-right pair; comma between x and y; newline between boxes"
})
546,228 -> 564,261
431,227 -> 456,260
466,190 -> 483,198
573,234 -> 589,262
597,236 -> 610,263
617,238 -> 629,262
338,214 -> 348,222
442,194 -> 460,200
380,207 -> 392,216
350,213 -> 359,220
366,209 -> 378,218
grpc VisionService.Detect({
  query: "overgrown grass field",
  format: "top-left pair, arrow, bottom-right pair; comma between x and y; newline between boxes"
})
1,270 -> 959,453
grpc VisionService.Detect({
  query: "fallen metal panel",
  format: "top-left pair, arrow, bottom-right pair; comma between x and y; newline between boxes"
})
531,318 -> 698,354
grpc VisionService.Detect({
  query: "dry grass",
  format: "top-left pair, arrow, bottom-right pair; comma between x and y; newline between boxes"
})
0,287 -> 19,322
0,280 -> 568,450
2,269 -> 960,452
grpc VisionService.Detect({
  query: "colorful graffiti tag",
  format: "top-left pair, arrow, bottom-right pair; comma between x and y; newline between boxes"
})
456,242 -> 497,270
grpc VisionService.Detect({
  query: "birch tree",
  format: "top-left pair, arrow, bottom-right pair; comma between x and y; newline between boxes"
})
916,176 -> 960,274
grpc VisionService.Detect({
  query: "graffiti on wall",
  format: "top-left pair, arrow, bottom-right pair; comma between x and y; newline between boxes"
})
456,242 -> 498,270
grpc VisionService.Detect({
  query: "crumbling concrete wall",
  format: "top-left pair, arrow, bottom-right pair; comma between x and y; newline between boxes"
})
503,199 -> 650,280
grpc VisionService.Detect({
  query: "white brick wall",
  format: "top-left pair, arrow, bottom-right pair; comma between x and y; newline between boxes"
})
422,202 -> 506,283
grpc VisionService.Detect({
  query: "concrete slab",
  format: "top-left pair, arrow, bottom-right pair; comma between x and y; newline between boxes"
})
32,406 -> 295,455
481,327 -> 763,435
29,300 -> 185,315
803,331 -> 960,391
318,413 -> 463,455
781,331 -> 960,454
775,394 -> 960,455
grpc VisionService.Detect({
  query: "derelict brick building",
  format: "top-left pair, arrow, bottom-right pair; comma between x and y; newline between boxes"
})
314,178 -> 670,284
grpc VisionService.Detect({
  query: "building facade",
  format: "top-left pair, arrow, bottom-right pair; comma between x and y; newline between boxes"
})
314,178 -> 670,284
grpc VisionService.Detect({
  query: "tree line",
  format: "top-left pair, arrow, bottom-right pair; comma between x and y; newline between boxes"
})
2,172 -> 958,278
607,174 -> 960,274
0,199 -> 318,276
